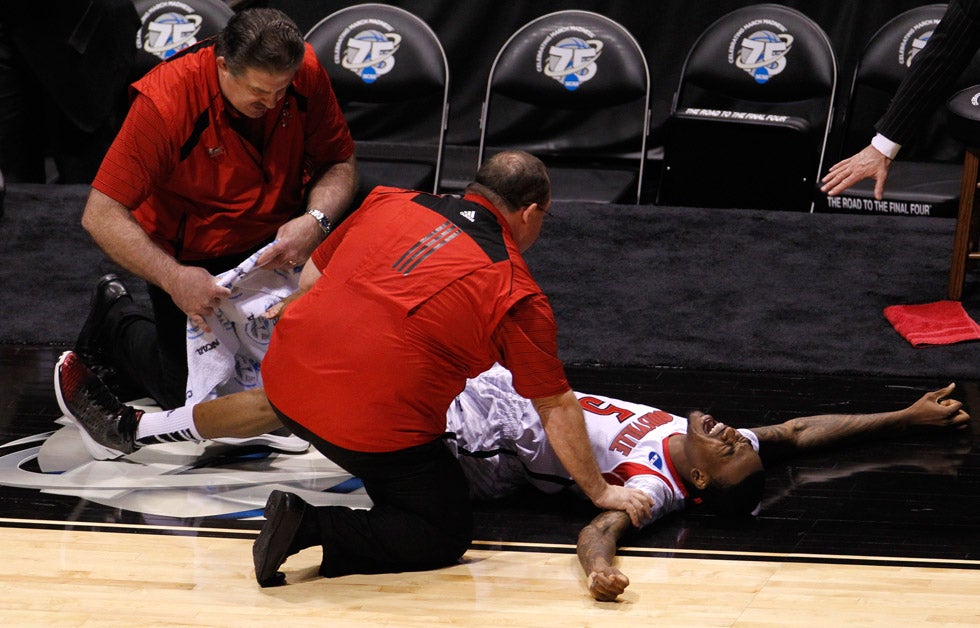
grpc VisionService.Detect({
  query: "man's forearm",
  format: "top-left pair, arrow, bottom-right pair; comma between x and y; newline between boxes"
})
534,391 -> 608,502
751,409 -> 907,456
577,509 -> 632,602
751,386 -> 966,458
577,510 -> 630,574
81,188 -> 181,290
307,155 -> 358,223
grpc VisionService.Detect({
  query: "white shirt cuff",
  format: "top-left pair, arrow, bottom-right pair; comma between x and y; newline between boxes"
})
871,133 -> 901,160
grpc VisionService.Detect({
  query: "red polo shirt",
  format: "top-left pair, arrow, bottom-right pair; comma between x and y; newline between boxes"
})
93,42 -> 354,261
262,187 -> 569,452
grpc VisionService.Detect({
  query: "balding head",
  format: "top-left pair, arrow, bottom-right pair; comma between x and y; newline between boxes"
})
466,151 -> 551,213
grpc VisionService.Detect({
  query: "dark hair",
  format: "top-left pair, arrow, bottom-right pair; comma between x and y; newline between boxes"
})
468,150 -> 551,211
695,469 -> 765,517
215,8 -> 305,76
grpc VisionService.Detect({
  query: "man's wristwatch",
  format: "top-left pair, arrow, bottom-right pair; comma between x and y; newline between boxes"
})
306,208 -> 332,236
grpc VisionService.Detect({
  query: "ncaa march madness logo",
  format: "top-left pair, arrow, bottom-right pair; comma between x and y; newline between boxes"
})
728,19 -> 794,84
333,18 -> 403,84
137,1 -> 204,61
898,18 -> 940,68
537,26 -> 604,91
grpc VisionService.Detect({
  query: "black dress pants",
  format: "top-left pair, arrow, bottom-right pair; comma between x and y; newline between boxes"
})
103,246 -> 265,409
274,405 -> 474,577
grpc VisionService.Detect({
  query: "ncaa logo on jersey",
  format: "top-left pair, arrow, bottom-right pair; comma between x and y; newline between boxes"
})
137,1 -> 204,60
648,451 -> 663,471
333,18 -> 402,84
898,19 -> 941,68
728,19 -> 794,84
536,26 -> 604,91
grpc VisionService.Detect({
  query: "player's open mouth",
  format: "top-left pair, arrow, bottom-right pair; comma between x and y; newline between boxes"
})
701,414 -> 727,437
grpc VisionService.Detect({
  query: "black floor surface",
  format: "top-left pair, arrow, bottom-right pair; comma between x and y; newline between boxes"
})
2,343 -> 978,567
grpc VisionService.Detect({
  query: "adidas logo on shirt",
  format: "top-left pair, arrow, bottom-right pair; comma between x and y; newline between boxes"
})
459,210 -> 476,223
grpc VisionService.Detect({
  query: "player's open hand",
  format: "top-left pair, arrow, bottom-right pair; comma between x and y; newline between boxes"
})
906,383 -> 970,429
587,566 -> 629,602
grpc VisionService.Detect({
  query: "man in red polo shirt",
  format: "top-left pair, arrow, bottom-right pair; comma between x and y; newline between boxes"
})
74,8 -> 356,409
253,150 -> 654,584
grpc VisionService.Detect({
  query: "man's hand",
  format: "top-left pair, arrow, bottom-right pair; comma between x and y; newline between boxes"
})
820,144 -> 892,200
165,265 -> 231,332
587,566 -> 630,602
591,484 -> 654,528
903,383 -> 970,429
256,213 -> 324,270
262,290 -> 304,322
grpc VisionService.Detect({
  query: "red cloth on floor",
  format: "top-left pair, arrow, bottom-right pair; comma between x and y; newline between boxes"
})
884,301 -> 980,347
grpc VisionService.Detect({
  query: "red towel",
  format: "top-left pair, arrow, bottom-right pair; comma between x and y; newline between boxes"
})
884,301 -> 980,347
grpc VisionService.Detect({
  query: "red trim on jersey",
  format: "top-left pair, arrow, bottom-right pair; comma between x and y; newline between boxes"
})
661,432 -> 689,497
603,461 -> 676,490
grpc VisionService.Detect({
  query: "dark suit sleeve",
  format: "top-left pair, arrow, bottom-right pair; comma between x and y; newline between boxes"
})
876,0 -> 980,146
5,0 -> 140,131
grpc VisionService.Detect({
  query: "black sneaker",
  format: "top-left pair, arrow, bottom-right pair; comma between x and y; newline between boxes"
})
54,351 -> 143,460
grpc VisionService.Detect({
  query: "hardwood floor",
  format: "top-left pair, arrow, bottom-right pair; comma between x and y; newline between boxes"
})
1,343 -> 979,626
2,526 -> 980,626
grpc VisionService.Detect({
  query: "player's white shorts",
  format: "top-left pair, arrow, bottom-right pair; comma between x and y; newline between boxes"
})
442,365 -> 557,501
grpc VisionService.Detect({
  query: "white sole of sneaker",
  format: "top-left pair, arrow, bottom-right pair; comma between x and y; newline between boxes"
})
212,434 -> 310,453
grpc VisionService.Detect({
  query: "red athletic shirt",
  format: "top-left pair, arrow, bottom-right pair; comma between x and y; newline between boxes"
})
93,42 -> 355,261
262,187 -> 570,452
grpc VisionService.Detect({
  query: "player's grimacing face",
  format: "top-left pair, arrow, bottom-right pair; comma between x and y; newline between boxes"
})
686,411 -> 764,486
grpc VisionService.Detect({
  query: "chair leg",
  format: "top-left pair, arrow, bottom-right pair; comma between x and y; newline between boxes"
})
948,148 -> 980,300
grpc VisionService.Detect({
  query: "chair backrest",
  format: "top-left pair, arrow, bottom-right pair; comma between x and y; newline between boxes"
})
478,10 -> 650,204
837,3 -> 980,162
130,0 -> 233,80
674,4 -> 836,114
659,3 -> 836,211
305,3 -> 449,193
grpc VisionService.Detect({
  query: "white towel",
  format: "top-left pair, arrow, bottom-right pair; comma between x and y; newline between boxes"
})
185,243 -> 300,406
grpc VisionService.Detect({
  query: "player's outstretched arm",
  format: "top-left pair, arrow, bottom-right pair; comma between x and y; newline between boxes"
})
750,384 -> 969,458
577,509 -> 632,602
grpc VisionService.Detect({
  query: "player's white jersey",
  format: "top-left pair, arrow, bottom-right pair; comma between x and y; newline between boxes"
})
444,364 -> 760,526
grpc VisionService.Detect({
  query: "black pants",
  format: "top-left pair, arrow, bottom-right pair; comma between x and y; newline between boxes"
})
274,405 -> 473,577
103,246 -> 266,409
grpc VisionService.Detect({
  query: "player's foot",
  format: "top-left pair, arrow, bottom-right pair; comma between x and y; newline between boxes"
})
253,490 -> 309,587
54,351 -> 143,460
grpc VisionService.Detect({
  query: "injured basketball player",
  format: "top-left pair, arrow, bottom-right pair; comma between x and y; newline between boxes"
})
54,352 -> 968,601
